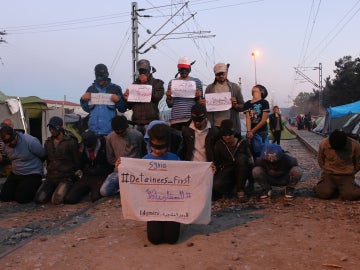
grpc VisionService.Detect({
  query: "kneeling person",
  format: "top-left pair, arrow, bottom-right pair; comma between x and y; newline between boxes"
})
64,130 -> 113,203
252,144 -> 302,200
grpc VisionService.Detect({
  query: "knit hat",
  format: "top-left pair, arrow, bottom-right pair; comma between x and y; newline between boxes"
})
47,116 -> 63,128
219,119 -> 235,136
136,59 -> 151,71
213,63 -> 227,74
94,63 -> 109,81
177,56 -> 191,69
261,144 -> 283,162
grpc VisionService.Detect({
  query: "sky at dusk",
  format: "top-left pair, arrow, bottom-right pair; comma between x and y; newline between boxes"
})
1,0 -> 359,108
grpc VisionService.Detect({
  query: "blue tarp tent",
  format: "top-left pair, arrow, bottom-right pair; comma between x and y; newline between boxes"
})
327,100 -> 360,119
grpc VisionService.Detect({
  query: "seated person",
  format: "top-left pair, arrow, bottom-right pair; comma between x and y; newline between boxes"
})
252,143 -> 302,200
64,130 -> 113,204
212,119 -> 253,201
314,129 -> 360,200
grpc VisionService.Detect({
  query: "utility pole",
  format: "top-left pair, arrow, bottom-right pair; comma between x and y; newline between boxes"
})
131,2 -> 139,82
131,2 -> 212,82
294,62 -> 323,115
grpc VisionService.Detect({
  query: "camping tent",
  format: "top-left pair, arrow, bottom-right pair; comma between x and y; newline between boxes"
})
327,100 -> 360,119
321,100 -> 360,135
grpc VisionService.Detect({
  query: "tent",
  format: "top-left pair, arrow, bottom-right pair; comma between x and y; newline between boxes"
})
327,100 -> 360,119
321,100 -> 360,136
1,91 -> 86,143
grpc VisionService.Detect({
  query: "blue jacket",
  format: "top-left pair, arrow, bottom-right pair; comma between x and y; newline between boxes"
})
80,79 -> 127,135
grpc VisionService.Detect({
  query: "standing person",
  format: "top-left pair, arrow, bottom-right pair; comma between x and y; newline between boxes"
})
142,123 -> 182,244
204,63 -> 244,134
165,56 -> 203,131
123,59 -> 164,135
252,144 -> 303,200
35,116 -> 80,205
268,105 -> 283,145
80,63 -> 127,136
64,130 -> 113,204
178,103 -> 218,162
100,115 -> 144,197
0,125 -> 45,203
212,119 -> 253,201
314,129 -> 360,200
305,112 -> 312,131
243,84 -> 270,158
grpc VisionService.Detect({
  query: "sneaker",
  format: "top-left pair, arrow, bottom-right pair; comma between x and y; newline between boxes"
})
259,189 -> 272,199
284,187 -> 295,200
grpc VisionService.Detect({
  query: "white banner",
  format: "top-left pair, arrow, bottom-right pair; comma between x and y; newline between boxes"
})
119,158 -> 213,224
170,79 -> 196,98
205,92 -> 232,112
127,84 -> 152,103
89,93 -> 114,105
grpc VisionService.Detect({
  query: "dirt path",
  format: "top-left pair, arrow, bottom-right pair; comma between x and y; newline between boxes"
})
1,138 -> 360,270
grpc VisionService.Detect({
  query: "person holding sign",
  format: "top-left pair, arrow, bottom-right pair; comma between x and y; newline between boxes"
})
166,56 -> 203,131
80,63 -> 127,136
204,63 -> 244,134
123,59 -> 165,135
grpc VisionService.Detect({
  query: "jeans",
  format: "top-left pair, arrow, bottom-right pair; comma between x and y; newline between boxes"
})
100,172 -> 119,197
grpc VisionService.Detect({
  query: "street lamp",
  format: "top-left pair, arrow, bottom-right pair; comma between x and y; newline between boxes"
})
251,50 -> 259,84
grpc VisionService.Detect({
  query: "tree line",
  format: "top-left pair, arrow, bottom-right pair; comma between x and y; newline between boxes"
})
290,56 -> 360,117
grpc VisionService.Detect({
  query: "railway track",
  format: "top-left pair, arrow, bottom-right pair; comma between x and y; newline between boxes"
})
0,133 -> 322,260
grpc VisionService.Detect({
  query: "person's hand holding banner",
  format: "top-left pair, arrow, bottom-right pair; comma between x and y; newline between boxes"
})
204,92 -> 232,112
88,93 -> 114,105
170,80 -> 196,98
127,84 -> 152,102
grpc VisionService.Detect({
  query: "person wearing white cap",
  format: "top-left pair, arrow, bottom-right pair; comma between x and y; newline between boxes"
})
165,56 -> 203,131
204,62 -> 244,134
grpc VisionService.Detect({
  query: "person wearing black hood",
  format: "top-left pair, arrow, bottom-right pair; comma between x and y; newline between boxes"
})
64,130 -> 113,204
212,119 -> 253,201
80,63 -> 127,136
123,59 -> 164,135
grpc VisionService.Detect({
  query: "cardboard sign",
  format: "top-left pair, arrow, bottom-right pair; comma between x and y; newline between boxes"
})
127,84 -> 152,103
205,92 -> 232,112
119,158 -> 213,224
89,93 -> 114,105
170,80 -> 196,98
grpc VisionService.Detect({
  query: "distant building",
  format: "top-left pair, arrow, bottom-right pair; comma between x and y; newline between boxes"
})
43,99 -> 88,117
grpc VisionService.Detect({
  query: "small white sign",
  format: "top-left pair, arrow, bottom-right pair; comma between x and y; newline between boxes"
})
119,158 -> 213,224
205,92 -> 232,112
89,93 -> 114,105
171,80 -> 196,98
127,84 -> 152,103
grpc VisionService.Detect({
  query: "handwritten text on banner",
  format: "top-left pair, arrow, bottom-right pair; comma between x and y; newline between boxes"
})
170,80 -> 196,98
205,92 -> 232,112
127,84 -> 152,103
119,158 -> 213,224
89,93 -> 114,105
